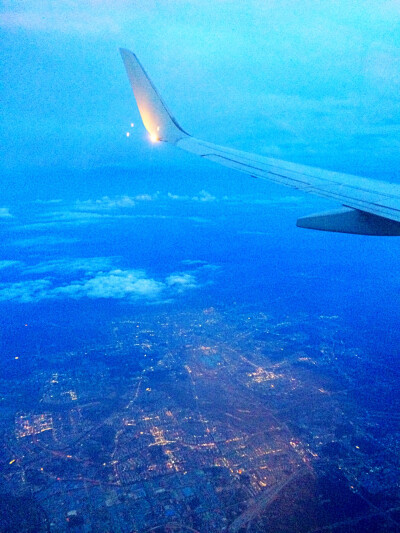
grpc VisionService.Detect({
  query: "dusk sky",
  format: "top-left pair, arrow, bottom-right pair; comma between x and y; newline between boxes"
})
2,1 -> 400,179
2,1 -> 400,353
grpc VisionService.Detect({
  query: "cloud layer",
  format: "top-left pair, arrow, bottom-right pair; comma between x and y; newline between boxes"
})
0,257 -> 213,304
6,190 -> 304,236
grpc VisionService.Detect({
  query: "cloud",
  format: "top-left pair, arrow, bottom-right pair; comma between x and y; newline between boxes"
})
0,207 -> 12,218
13,212 -> 178,231
165,273 -> 199,292
12,192 -> 217,231
0,258 -> 213,304
74,194 -> 159,211
181,259 -> 208,266
0,9 -> 122,35
134,193 -> 157,202
167,193 -> 188,201
75,195 -> 136,211
181,260 -> 220,273
166,191 -> 303,207
52,269 -> 165,300
0,279 -> 53,303
0,1 -> 212,36
15,194 -> 160,230
37,211 -> 113,225
167,190 -> 217,202
192,190 -> 217,202
0,260 -> 22,270
221,194 -> 306,207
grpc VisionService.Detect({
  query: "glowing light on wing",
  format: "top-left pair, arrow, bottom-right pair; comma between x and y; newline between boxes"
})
126,132 -> 130,137
120,49 -> 187,144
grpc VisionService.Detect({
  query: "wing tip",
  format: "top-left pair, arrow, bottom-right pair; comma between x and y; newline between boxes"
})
120,48 -> 188,143
119,48 -> 135,59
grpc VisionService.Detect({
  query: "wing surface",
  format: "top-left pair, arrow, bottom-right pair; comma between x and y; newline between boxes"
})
120,48 -> 400,235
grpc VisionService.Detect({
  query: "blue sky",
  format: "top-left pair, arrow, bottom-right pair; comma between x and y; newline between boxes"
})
1,1 -> 400,346
2,1 -> 400,180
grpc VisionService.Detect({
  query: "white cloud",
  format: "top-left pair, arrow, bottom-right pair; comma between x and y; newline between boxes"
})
18,192 -> 216,229
181,259 -> 208,265
0,279 -> 52,303
0,207 -> 12,218
0,260 -> 212,304
166,273 -> 198,292
52,269 -> 165,300
134,193 -> 158,202
167,190 -> 217,202
221,194 -> 306,207
75,195 -> 136,211
167,192 -> 190,201
17,212 -> 176,230
41,210 -> 112,223
192,190 -> 217,202
75,194 -> 159,211
0,260 -> 22,270
166,191 -> 303,207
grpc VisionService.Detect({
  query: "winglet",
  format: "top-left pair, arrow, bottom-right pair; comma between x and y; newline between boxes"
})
120,48 -> 189,144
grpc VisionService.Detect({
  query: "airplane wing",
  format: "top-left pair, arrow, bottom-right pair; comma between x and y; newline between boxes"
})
120,48 -> 400,236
